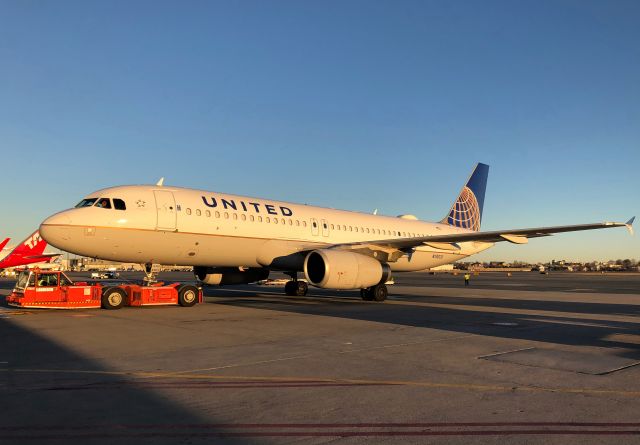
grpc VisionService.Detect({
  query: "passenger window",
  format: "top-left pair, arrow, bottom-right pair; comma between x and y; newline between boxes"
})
215,211 -> 220,218
196,209 -> 201,216
95,198 -> 112,209
312,221 -> 317,228
113,199 -> 126,210
250,215 -> 255,222
331,224 -> 334,230
233,213 -> 237,220
323,223 -> 327,229
206,210 -> 211,217
186,208 -> 192,215
224,212 -> 229,219
303,221 -> 307,227
274,218 -> 278,224
288,219 -> 292,225
296,220 -> 300,226
258,216 -> 263,222
355,227 -> 358,232
241,214 -> 246,221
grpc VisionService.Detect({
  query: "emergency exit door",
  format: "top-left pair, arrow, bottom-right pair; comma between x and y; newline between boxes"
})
321,219 -> 330,237
154,190 -> 177,231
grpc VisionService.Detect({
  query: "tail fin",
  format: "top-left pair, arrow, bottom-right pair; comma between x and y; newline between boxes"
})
8,231 -> 47,258
440,163 -> 489,231
0,238 -> 9,252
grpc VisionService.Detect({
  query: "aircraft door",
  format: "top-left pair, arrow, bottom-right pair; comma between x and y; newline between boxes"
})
321,219 -> 329,237
154,190 -> 177,231
311,218 -> 319,236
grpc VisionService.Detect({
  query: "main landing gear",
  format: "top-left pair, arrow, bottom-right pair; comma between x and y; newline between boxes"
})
285,280 -> 308,296
360,284 -> 388,302
284,272 -> 308,296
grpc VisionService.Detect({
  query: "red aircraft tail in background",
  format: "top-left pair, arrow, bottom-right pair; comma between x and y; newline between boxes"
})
0,231 -> 60,269
0,238 -> 9,252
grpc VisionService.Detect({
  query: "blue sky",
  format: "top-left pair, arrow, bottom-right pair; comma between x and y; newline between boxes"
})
1,0 -> 638,262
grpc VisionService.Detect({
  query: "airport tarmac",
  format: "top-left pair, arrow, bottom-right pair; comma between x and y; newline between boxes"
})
1,271 -> 640,444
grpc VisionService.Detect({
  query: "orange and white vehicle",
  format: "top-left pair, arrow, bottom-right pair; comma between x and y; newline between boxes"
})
6,269 -> 202,310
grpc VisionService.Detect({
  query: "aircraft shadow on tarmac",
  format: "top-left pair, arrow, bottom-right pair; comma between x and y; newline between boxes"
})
0,315 -> 256,445
210,288 -> 640,361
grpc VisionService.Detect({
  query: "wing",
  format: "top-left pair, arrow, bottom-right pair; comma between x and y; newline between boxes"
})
23,254 -> 61,262
331,217 -> 635,255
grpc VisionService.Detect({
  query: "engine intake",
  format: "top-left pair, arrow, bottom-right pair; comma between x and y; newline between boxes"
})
194,267 -> 269,285
303,249 -> 390,289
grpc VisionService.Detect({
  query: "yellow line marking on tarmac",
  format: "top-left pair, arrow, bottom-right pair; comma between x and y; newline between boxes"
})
169,354 -> 314,374
2,368 -> 640,397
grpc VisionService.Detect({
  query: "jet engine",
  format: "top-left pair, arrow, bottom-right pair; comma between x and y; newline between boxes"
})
194,267 -> 269,285
303,249 -> 391,289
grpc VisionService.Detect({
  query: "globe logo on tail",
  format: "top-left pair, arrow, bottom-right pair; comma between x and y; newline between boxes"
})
447,186 -> 481,231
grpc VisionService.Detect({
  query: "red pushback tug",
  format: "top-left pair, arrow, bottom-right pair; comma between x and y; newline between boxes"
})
6,269 -> 202,309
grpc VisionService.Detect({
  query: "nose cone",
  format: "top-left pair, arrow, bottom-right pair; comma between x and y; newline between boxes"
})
40,211 -> 74,249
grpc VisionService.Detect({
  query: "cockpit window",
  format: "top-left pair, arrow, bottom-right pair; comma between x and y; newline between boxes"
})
113,199 -> 126,210
75,198 -> 98,208
95,198 -> 112,209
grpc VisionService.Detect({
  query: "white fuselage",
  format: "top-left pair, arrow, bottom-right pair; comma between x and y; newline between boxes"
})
40,185 -> 493,271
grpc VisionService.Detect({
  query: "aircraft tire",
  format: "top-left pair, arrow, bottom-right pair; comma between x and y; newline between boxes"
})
178,285 -> 199,307
101,287 -> 126,310
371,284 -> 388,302
295,281 -> 308,297
284,281 -> 296,296
360,289 -> 374,301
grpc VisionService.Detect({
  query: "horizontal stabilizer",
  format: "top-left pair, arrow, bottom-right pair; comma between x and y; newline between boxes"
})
423,242 -> 461,251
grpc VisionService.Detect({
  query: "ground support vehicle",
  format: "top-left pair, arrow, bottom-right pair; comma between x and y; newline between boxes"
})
6,269 -> 202,310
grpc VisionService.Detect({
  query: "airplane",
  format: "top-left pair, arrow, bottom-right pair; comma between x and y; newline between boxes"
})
0,230 -> 60,271
39,163 -> 634,301
0,238 -> 10,253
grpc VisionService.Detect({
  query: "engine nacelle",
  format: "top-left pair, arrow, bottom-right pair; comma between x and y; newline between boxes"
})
303,249 -> 391,289
194,267 -> 269,285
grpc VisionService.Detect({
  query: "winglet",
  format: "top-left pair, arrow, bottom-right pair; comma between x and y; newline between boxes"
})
156,177 -> 165,186
626,216 -> 635,236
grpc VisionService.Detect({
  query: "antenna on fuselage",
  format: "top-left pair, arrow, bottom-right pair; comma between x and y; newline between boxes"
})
373,209 -> 378,215
156,177 -> 165,186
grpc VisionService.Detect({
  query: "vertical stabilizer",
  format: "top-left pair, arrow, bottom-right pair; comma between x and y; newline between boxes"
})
9,231 -> 47,258
441,163 -> 489,231
0,238 -> 9,252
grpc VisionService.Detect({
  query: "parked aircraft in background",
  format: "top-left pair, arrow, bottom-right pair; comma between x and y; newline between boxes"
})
40,163 -> 634,301
0,231 -> 60,271
0,238 -> 9,253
